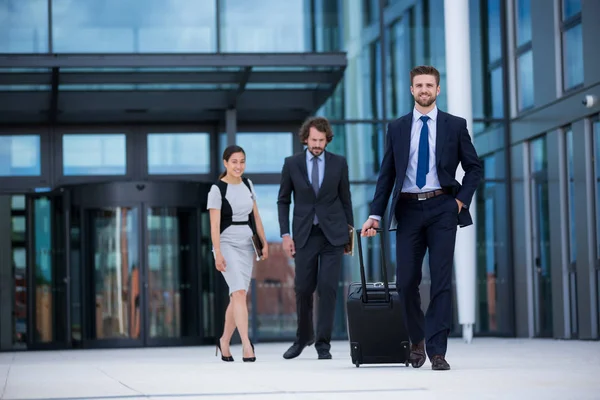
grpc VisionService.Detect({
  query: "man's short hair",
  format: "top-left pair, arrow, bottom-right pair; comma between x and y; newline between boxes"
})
410,65 -> 441,86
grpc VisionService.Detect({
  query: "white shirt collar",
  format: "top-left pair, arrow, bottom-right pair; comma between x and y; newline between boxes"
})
413,106 -> 438,122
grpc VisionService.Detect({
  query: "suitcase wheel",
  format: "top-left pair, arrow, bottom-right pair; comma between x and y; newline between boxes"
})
355,361 -> 360,368
405,361 -> 410,367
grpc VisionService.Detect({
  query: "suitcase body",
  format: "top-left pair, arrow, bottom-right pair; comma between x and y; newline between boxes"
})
346,229 -> 411,367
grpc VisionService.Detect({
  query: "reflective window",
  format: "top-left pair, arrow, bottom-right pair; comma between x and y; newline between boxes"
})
248,184 -> 295,339
0,0 -> 48,53
594,121 -> 600,315
476,155 -> 500,333
515,0 -> 531,47
491,67 -> 504,118
562,24 -> 584,90
51,0 -> 216,53
0,135 -> 41,176
236,133 -> 293,173
562,0 -> 581,20
388,15 -> 412,118
487,0 -> 502,62
517,51 -> 534,111
530,136 -> 553,337
220,0 -> 308,52
147,133 -> 210,175
566,128 -> 578,336
330,123 -> 384,181
63,134 -> 126,176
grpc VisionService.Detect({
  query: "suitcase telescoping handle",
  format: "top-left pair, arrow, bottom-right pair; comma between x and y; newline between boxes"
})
355,228 -> 390,303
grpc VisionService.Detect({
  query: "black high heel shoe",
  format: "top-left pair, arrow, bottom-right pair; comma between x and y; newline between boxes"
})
216,340 -> 234,362
243,341 -> 256,362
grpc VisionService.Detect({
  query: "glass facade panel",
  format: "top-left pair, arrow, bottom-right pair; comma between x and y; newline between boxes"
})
517,50 -> 534,111
595,121 -> 600,268
530,136 -> 552,337
387,15 -> 413,119
487,0 -> 502,63
220,0 -> 309,52
476,155 -> 499,333
63,134 -> 126,176
51,0 -> 216,53
249,184 -> 295,339
0,135 -> 41,176
147,133 -> 210,175
490,67 -> 504,118
563,24 -> 584,90
330,123 -> 384,181
566,128 -> 578,337
594,121 -> 600,332
562,0 -> 581,20
515,0 -> 531,47
236,133 -> 294,174
0,0 -> 48,53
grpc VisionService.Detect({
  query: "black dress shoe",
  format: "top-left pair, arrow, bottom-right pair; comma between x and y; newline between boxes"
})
431,355 -> 451,371
409,340 -> 426,368
283,340 -> 314,359
317,349 -> 332,360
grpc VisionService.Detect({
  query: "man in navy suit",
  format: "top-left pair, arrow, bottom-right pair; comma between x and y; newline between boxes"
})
361,66 -> 482,371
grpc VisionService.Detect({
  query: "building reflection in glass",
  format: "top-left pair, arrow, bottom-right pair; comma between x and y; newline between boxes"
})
91,207 -> 139,339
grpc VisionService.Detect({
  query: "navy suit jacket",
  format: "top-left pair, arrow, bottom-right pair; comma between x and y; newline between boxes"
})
370,109 -> 483,229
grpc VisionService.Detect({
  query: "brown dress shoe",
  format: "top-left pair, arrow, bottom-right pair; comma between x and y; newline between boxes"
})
409,340 -> 426,368
431,355 -> 451,371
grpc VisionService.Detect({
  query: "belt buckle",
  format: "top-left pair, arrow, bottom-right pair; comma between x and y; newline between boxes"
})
417,193 -> 427,201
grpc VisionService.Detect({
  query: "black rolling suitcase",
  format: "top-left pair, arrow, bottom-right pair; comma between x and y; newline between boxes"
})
346,229 -> 410,368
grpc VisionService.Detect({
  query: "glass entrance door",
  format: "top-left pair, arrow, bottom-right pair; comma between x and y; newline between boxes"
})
145,206 -> 199,346
85,206 -> 142,345
74,181 -> 203,348
26,192 -> 70,349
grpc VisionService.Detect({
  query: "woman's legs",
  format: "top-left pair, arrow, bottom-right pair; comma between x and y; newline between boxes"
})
230,290 -> 255,358
220,300 -> 236,357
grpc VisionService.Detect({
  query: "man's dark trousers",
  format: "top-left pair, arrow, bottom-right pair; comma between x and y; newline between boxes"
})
294,224 -> 344,352
395,193 -> 457,359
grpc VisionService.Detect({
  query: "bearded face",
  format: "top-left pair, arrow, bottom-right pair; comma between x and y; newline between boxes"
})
410,74 -> 440,108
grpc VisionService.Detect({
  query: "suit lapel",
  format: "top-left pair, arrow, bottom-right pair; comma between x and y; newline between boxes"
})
400,113 -> 412,171
435,111 -> 448,166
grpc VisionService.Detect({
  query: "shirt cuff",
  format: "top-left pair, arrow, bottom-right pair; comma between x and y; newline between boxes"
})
281,233 -> 290,237
368,215 -> 381,221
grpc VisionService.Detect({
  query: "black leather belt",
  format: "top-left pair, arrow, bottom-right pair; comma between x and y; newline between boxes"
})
399,188 -> 450,201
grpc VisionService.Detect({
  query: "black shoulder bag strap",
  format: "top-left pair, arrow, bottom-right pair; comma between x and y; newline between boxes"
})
241,177 -> 258,236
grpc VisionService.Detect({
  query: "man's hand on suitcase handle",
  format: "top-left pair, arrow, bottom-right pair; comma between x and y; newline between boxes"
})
360,218 -> 380,237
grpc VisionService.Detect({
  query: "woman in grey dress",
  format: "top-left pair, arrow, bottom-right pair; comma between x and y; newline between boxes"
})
207,145 -> 268,362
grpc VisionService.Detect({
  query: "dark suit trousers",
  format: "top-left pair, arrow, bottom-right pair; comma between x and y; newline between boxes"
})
395,194 -> 457,359
294,224 -> 344,351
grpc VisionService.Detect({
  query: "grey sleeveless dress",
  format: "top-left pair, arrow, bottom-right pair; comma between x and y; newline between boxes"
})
207,180 -> 257,295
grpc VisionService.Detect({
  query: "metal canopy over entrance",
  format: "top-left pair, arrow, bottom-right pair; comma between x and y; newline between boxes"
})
0,53 -> 346,124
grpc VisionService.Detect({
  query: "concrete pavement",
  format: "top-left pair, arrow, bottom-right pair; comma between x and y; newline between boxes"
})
1,338 -> 599,400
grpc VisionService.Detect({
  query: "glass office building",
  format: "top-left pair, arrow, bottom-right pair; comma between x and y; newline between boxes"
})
1,0 -> 599,351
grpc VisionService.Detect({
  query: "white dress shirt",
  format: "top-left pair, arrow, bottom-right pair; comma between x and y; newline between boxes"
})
369,106 -> 441,221
402,106 -> 441,193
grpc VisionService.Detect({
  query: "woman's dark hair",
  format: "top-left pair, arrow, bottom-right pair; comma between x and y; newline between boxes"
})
219,145 -> 246,179
298,116 -> 334,145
